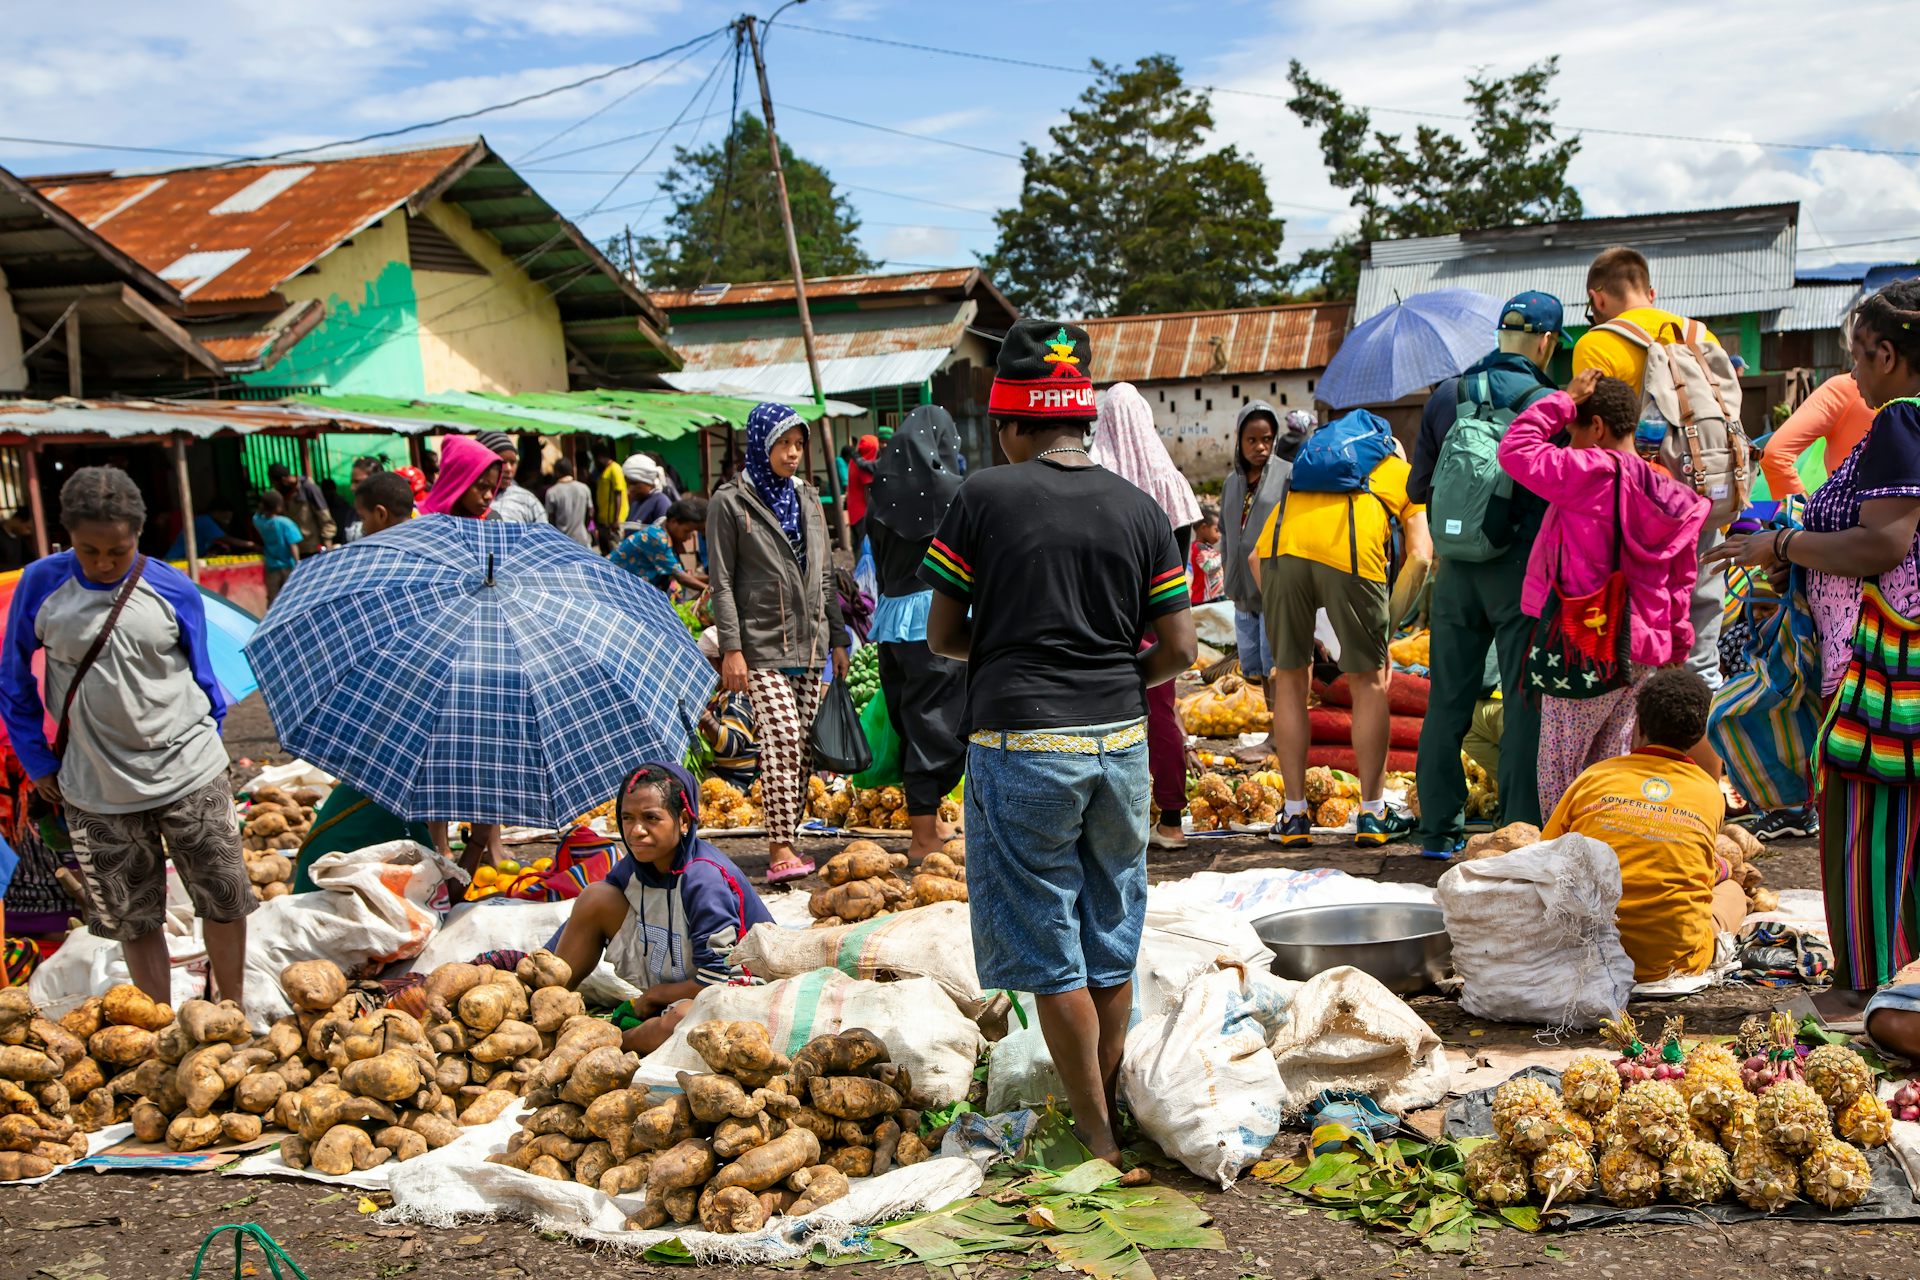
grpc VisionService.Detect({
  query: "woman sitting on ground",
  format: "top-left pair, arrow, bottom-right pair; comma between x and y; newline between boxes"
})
551,762 -> 772,1052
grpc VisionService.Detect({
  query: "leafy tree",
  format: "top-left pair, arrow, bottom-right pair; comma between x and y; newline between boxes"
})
1285,58 -> 1583,298
984,55 -> 1288,317
638,113 -> 876,288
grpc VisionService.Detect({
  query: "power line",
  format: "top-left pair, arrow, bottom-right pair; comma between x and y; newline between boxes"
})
0,135 -> 247,163
779,21 -> 1920,162
840,183 -> 995,216
774,103 -> 1022,160
513,29 -> 727,164
515,111 -> 730,167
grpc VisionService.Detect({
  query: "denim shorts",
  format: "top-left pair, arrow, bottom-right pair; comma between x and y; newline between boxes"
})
1234,607 -> 1273,678
1866,983 -> 1920,1051
964,729 -> 1150,995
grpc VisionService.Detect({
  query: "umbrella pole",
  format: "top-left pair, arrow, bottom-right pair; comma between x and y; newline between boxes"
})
172,434 -> 200,583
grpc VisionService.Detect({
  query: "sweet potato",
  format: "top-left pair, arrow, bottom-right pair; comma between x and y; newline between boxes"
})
100,987 -> 174,1032
646,1139 -> 717,1210
870,1062 -> 913,1095
0,1113 -> 62,1151
234,1072 -> 288,1115
599,1156 -> 653,1197
526,1102 -> 590,1139
530,986 -> 586,1034
918,851 -> 963,881
663,1185 -> 700,1224
457,984 -> 517,1036
280,960 -> 350,1014
59,998 -> 105,1042
559,1047 -> 639,1108
630,1095 -> 694,1152
0,991 -> 32,1047
789,1163 -> 851,1214
702,1184 -> 770,1234
574,1139 -> 617,1189
172,999 -> 244,1048
27,1019 -> 85,1073
894,1132 -> 930,1166
584,1087 -> 652,1150
219,1046 -> 279,1090
7,1041 -> 65,1081
277,1133 -> 311,1170
789,1030 -> 888,1084
166,1112 -> 224,1152
74,1088 -> 114,1133
434,1056 -> 470,1094
678,1070 -> 761,1124
822,842 -> 906,887
624,1204 -> 668,1232
59,1055 -> 105,1100
458,1089 -> 518,1126
313,1124 -> 389,1175
277,1056 -> 313,1092
808,879 -> 885,922
758,1188 -> 799,1218
526,1153 -> 570,1180
516,950 -> 572,991
341,1050 -> 424,1103
940,838 -> 965,865
260,1019 -> 304,1062
222,1113 -> 264,1144
535,1017 -> 623,1089
712,1112 -> 777,1159
248,811 -> 289,839
247,853 -> 292,886
374,1125 -> 427,1162
827,1145 -> 874,1176
421,962 -> 489,1022
784,1105 -> 837,1142
0,1151 -> 53,1180
686,1021 -> 788,1079
712,1127 -> 820,1192
471,1019 -> 539,1065
912,873 -> 968,906
807,1076 -> 901,1121
178,1043 -> 235,1115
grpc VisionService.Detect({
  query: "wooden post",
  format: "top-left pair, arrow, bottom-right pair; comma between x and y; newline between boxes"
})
64,311 -> 82,398
22,443 -> 48,559
744,15 -> 847,549
299,435 -> 315,480
171,435 -> 200,582
408,434 -> 424,469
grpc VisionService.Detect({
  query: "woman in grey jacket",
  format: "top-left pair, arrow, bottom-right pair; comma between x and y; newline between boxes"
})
707,403 -> 848,883
1219,403 -> 1313,762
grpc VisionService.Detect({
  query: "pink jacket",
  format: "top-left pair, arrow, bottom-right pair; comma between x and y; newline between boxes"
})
1499,391 -> 1711,667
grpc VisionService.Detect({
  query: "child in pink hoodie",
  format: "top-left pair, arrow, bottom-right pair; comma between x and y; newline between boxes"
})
1499,369 -> 1711,816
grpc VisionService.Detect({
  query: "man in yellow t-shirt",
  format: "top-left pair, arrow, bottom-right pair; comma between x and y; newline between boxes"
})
1542,669 -> 1740,983
592,444 -> 628,553
1571,244 -> 1728,695
1249,424 -> 1429,849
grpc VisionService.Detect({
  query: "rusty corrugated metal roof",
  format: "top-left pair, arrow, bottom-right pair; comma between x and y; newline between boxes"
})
672,313 -> 969,372
33,144 -> 475,302
653,268 -> 978,308
1079,302 -> 1352,383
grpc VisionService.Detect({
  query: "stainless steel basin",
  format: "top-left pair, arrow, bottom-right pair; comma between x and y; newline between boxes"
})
1252,901 -> 1452,994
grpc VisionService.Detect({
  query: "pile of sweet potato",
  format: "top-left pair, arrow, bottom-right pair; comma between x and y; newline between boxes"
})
806,840 -> 967,927
492,1020 -> 934,1236
238,783 -> 322,900
0,985 -> 174,1180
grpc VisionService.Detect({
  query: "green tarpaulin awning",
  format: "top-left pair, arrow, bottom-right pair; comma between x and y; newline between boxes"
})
290,389 -> 858,443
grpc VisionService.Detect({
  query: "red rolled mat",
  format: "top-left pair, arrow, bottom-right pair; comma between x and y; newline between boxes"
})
1306,744 -> 1419,772
1306,707 -> 1422,750
1313,671 -> 1430,717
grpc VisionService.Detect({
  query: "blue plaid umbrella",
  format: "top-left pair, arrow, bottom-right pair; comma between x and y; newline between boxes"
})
1316,289 -> 1504,409
244,517 -> 713,827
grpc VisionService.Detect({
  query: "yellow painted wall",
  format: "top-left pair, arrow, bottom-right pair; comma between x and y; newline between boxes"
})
249,211 -> 427,393
414,199 -> 568,394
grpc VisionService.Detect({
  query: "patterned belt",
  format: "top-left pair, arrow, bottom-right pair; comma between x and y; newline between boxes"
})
968,722 -> 1148,755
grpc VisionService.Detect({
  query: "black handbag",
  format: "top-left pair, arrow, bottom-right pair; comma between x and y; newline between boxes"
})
809,675 -> 873,774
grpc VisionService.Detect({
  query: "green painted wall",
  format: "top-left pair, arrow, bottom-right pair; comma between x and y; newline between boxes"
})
242,257 -> 426,395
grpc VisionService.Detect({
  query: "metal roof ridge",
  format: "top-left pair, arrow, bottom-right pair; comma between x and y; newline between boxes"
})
1079,299 -> 1353,325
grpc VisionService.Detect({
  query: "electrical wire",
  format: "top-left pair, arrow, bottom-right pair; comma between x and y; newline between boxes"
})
777,21 -> 1920,162
840,183 -> 995,216
513,28 -> 728,164
773,103 -> 1022,160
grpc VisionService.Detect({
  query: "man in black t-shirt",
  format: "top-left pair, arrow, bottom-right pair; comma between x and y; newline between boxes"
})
922,319 -> 1196,1177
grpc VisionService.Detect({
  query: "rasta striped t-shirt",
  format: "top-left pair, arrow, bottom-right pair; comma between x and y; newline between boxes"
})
918,457 -> 1189,730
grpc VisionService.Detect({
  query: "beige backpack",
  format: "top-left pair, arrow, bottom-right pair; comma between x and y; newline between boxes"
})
1596,316 -> 1750,523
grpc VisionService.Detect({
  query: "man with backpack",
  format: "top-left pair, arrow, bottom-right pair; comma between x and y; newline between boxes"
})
1408,292 -> 1565,857
1250,408 -> 1428,848
1574,247 -> 1750,689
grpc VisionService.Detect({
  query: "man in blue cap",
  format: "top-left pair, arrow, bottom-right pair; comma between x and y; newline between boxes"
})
1408,291 -> 1568,858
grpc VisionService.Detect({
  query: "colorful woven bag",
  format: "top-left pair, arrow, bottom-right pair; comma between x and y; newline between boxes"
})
1708,568 -> 1821,810
1819,579 -> 1920,784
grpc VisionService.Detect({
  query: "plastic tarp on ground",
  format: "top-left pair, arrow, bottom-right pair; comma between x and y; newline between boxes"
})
1447,1067 -> 1920,1226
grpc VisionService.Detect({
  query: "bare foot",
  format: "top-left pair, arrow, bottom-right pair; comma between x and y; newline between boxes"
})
1232,738 -> 1275,764
767,842 -> 809,879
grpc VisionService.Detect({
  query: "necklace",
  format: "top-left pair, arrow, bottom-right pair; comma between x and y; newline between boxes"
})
1037,446 -> 1090,461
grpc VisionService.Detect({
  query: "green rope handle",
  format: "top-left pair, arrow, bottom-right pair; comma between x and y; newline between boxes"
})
189,1224 -> 311,1280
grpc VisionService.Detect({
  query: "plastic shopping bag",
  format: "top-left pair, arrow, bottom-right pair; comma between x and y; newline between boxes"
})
810,676 -> 874,775
851,688 -> 903,788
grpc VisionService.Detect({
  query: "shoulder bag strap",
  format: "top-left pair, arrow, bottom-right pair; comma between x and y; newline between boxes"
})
54,556 -> 147,761
1611,462 -> 1626,573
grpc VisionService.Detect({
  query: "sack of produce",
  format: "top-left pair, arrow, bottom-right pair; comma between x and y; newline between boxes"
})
1434,833 -> 1636,1030
730,901 -> 985,1020
1313,672 -> 1430,717
1119,958 -> 1294,1187
1177,673 -> 1268,738
1268,966 -> 1451,1117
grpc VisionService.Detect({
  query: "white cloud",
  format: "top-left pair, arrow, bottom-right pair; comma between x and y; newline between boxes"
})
877,224 -> 962,265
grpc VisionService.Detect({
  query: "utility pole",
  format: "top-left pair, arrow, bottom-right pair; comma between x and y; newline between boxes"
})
743,10 -> 849,550
623,226 -> 638,281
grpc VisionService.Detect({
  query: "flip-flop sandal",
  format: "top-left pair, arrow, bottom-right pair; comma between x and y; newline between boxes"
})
767,858 -> 816,886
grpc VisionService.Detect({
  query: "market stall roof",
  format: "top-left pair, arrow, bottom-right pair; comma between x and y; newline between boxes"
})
661,349 -> 952,399
287,388 -> 862,441
0,398 -> 304,441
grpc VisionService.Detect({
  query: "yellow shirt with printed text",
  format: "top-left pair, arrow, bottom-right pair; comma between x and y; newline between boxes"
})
1254,454 -> 1422,584
1572,307 -> 1721,394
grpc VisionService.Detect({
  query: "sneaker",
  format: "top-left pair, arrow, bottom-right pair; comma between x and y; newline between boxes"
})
1421,837 -> 1466,861
1753,806 -> 1819,841
1270,811 -> 1313,848
1354,810 -> 1415,848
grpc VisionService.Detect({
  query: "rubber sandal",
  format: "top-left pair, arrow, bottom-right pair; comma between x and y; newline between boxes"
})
766,858 -> 816,886
1147,829 -> 1188,851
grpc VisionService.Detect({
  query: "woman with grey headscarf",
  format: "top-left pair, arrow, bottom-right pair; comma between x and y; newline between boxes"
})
1219,405 -> 1314,762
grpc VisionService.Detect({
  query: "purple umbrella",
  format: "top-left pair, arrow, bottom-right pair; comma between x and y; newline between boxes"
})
1317,289 -> 1504,409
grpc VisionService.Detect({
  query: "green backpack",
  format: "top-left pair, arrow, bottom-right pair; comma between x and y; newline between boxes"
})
1428,374 -> 1549,563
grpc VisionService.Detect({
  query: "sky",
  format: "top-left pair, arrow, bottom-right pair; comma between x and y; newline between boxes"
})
4,0 -> 1918,285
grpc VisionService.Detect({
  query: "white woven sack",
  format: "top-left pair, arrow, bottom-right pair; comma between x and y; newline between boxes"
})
1268,965 -> 1452,1116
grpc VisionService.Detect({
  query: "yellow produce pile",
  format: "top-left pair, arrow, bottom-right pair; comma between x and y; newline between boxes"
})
0,984 -> 169,1180
1463,755 -> 1499,820
1388,630 -> 1431,668
807,840 -> 968,926
497,1022 -> 931,1233
845,786 -> 911,832
1187,771 -> 1282,831
807,777 -> 852,827
239,783 -> 324,901
701,778 -> 767,830
1177,673 -> 1269,739
463,856 -> 557,902
1465,1015 -> 1886,1214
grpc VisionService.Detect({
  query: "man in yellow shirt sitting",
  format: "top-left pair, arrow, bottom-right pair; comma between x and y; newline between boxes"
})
1249,414 -> 1429,849
1542,668 -> 1745,983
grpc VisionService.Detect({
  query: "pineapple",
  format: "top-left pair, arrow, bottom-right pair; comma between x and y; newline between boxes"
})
1689,1115 -> 1721,1145
1757,1081 -> 1833,1158
1560,1057 -> 1622,1118
1597,1143 -> 1662,1208
1800,1137 -> 1873,1210
1731,1141 -> 1800,1212
1491,1078 -> 1561,1155
1591,1107 -> 1619,1151
1557,1111 -> 1595,1150
1661,1139 -> 1732,1205
1680,1046 -> 1747,1129
1684,1041 -> 1742,1075
1530,1138 -> 1595,1205
1722,1093 -> 1762,1151
1836,1093 -> 1894,1148
1733,1015 -> 1769,1063
1616,1080 -> 1690,1159
1463,1139 -> 1532,1207
1804,1045 -> 1874,1111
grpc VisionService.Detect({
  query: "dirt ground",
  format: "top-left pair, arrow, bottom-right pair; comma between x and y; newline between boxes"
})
7,693 -> 1901,1280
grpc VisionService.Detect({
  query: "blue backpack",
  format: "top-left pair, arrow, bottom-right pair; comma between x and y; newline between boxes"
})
1287,409 -> 1396,493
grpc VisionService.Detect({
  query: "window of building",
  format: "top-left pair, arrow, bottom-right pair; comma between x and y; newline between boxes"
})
1281,393 -> 1289,406
1231,384 -> 1240,399
1307,379 -> 1316,393
1194,388 -> 1202,402
407,214 -> 486,275
1270,382 -> 1277,395
1205,399 -> 1213,412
